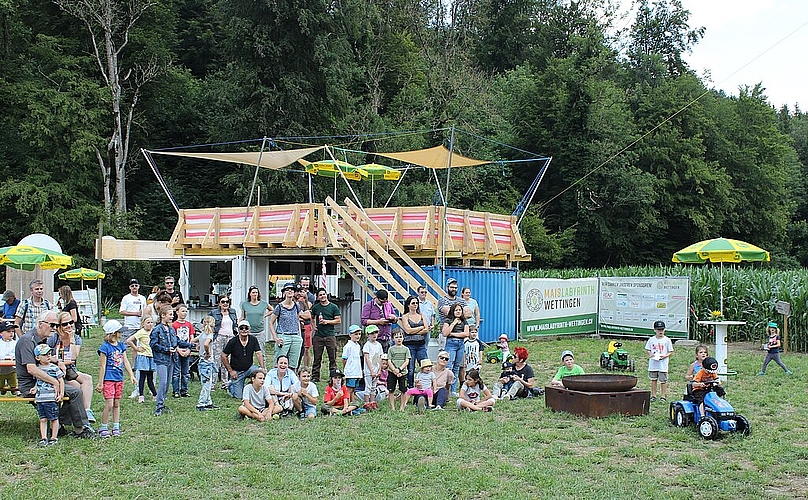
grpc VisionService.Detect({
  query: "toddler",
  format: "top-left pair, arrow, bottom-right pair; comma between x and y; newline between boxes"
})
34,344 -> 63,447
400,358 -> 436,411
96,320 -> 137,438
758,321 -> 793,375
686,344 -> 709,381
322,369 -> 361,416
692,356 -> 726,417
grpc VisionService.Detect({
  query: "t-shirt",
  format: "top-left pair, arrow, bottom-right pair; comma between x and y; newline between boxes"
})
432,367 -> 454,390
342,340 -> 362,378
120,293 -> 146,329
172,320 -> 195,343
98,341 -> 127,382
272,302 -> 301,335
223,335 -> 261,372
419,300 -> 435,328
35,364 -> 64,403
15,331 -> 44,394
414,370 -> 435,391
0,337 -> 16,375
465,297 -> 479,326
311,301 -> 340,337
513,363 -> 535,382
3,297 -> 20,319
219,314 -> 234,339
47,333 -> 83,367
436,295 -> 467,324
197,332 -> 213,361
242,300 -> 269,333
129,328 -> 154,357
460,382 -> 487,403
291,381 -> 319,403
464,338 -> 484,371
362,340 -> 383,375
645,335 -> 674,372
15,298 -> 52,335
242,383 -> 272,410
693,369 -> 719,385
766,334 -> 782,352
387,344 -> 410,376
325,384 -> 350,407
553,364 -> 585,381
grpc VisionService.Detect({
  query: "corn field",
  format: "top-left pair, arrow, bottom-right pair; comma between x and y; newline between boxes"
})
521,265 -> 808,352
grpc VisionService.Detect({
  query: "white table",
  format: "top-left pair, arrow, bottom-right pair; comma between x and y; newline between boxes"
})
697,320 -> 745,381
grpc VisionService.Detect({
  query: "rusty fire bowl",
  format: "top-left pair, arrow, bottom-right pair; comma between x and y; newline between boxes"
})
561,374 -> 638,392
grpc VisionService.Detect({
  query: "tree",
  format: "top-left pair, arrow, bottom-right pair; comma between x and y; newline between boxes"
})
54,0 -> 160,214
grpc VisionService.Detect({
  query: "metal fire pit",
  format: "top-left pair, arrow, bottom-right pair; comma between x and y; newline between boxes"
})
561,374 -> 637,392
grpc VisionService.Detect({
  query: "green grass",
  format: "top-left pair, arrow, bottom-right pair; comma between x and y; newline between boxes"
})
1,331 -> 806,499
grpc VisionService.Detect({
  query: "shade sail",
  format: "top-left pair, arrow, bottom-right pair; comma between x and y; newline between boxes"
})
148,146 -> 324,170
375,145 -> 490,169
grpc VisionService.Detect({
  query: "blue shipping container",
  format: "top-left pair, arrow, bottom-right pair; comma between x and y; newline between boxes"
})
399,265 -> 518,344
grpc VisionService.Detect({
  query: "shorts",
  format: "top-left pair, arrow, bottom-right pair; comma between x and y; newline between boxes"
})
36,401 -> 59,421
345,377 -> 360,389
103,380 -> 124,400
302,402 -> 317,417
386,373 -> 408,394
303,324 -> 313,348
648,371 -> 668,383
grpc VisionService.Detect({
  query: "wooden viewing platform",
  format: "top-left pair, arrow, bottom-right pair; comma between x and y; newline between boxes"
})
168,197 -> 530,267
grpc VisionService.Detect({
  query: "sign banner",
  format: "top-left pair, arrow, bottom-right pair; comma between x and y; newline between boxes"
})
520,278 -> 598,337
598,277 -> 689,338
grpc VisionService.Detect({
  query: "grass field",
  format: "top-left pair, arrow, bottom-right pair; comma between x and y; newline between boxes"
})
1,331 -> 806,499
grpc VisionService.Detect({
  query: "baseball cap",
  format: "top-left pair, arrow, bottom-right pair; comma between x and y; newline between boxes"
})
446,278 -> 457,287
34,344 -> 52,357
0,320 -> 15,332
365,324 -> 379,334
768,321 -> 778,328
1,290 -> 14,301
348,324 -> 362,334
103,320 -> 123,335
561,350 -> 574,361
330,368 -> 344,378
653,320 -> 666,330
237,320 -> 251,329
129,279 -> 139,286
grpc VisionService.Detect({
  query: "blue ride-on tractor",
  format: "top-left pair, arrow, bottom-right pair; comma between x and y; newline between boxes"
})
669,380 -> 751,440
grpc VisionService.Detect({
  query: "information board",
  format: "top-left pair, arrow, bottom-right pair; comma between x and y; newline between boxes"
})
520,278 -> 599,337
598,277 -> 689,338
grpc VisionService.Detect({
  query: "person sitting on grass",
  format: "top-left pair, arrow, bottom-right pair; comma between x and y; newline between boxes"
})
291,367 -> 319,420
457,369 -> 495,412
400,358 -> 436,411
321,369 -> 362,416
691,356 -> 725,418
492,347 -> 536,400
238,371 -> 278,421
550,350 -> 585,387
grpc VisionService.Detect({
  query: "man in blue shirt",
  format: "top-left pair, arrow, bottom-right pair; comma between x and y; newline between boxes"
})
3,290 -> 20,319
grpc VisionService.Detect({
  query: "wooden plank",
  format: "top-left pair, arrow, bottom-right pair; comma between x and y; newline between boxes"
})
484,212 -> 500,256
281,205 -> 301,247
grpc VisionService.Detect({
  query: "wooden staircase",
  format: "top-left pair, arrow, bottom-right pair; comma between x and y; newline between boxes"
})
323,197 -> 444,313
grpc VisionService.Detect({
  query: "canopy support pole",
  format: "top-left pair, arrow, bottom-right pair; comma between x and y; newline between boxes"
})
384,168 -> 409,208
325,146 -> 364,212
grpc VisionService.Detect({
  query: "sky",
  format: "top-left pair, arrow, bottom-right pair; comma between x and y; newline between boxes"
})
620,0 -> 808,111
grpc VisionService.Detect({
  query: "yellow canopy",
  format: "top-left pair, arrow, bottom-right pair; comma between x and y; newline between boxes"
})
375,145 -> 489,169
148,146 -> 324,170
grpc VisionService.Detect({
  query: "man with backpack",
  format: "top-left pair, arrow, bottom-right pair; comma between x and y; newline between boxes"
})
14,280 -> 52,334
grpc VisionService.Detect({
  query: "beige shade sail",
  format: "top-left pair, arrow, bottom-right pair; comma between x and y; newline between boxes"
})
148,146 -> 324,170
375,145 -> 490,169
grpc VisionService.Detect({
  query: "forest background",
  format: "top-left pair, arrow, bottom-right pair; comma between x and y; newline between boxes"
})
2,0 -> 808,296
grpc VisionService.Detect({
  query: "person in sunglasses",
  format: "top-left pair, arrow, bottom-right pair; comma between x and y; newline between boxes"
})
47,311 -> 96,423
208,296 -> 238,389
57,286 -> 83,337
119,279 -> 146,339
430,350 -> 455,410
221,320 -> 266,398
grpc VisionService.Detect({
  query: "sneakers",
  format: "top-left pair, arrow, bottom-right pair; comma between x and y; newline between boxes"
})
297,411 -> 306,420
112,428 -> 121,437
416,399 -> 426,412
47,438 -> 58,446
660,397 -> 667,402
271,414 -> 280,420
129,389 -> 139,400
483,406 -> 493,412
37,438 -> 48,447
197,406 -> 209,412
786,370 -> 794,375
757,371 -> 766,376
432,405 -> 444,410
206,404 -> 220,410
137,396 -> 145,404
173,392 -> 181,399
349,408 -> 367,416
180,392 -> 189,398
99,429 -> 111,438
154,408 -> 163,417
76,426 -> 96,439
500,394 -> 511,401
650,396 -> 657,402
85,408 -> 96,423
450,391 -> 459,398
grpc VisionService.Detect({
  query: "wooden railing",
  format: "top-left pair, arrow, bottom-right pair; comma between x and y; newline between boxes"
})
169,202 -> 530,263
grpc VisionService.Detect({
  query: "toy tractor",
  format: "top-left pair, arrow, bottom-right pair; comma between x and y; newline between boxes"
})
485,346 -> 515,365
669,381 -> 751,439
600,341 -> 635,372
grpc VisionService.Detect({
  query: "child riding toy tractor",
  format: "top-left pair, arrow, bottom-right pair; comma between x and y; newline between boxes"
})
600,341 -> 635,372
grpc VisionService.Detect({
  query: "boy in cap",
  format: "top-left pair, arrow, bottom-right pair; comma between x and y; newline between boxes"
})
342,325 -> 363,406
645,320 -> 674,402
0,321 -> 19,395
34,344 -> 64,446
550,350 -> 585,387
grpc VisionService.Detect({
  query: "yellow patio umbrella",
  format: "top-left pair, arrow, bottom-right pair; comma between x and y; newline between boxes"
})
298,159 -> 368,181
357,163 -> 402,207
0,244 -> 72,271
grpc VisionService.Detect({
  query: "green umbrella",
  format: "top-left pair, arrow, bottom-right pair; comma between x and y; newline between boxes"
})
357,163 -> 402,207
0,244 -> 73,271
672,237 -> 770,312
59,267 -> 106,280
299,159 -> 368,181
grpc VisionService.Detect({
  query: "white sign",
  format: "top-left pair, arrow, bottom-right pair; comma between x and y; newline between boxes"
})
776,301 -> 790,315
598,277 -> 689,338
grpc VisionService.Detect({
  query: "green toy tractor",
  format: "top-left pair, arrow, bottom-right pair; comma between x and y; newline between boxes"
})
600,341 -> 635,372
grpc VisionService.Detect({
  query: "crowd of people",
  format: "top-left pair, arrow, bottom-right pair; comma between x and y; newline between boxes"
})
1,276 -> 795,442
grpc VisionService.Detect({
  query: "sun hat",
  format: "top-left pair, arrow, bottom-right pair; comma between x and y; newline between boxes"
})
420,358 -> 433,368
103,320 -> 123,335
561,350 -> 574,361
498,334 -> 508,341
